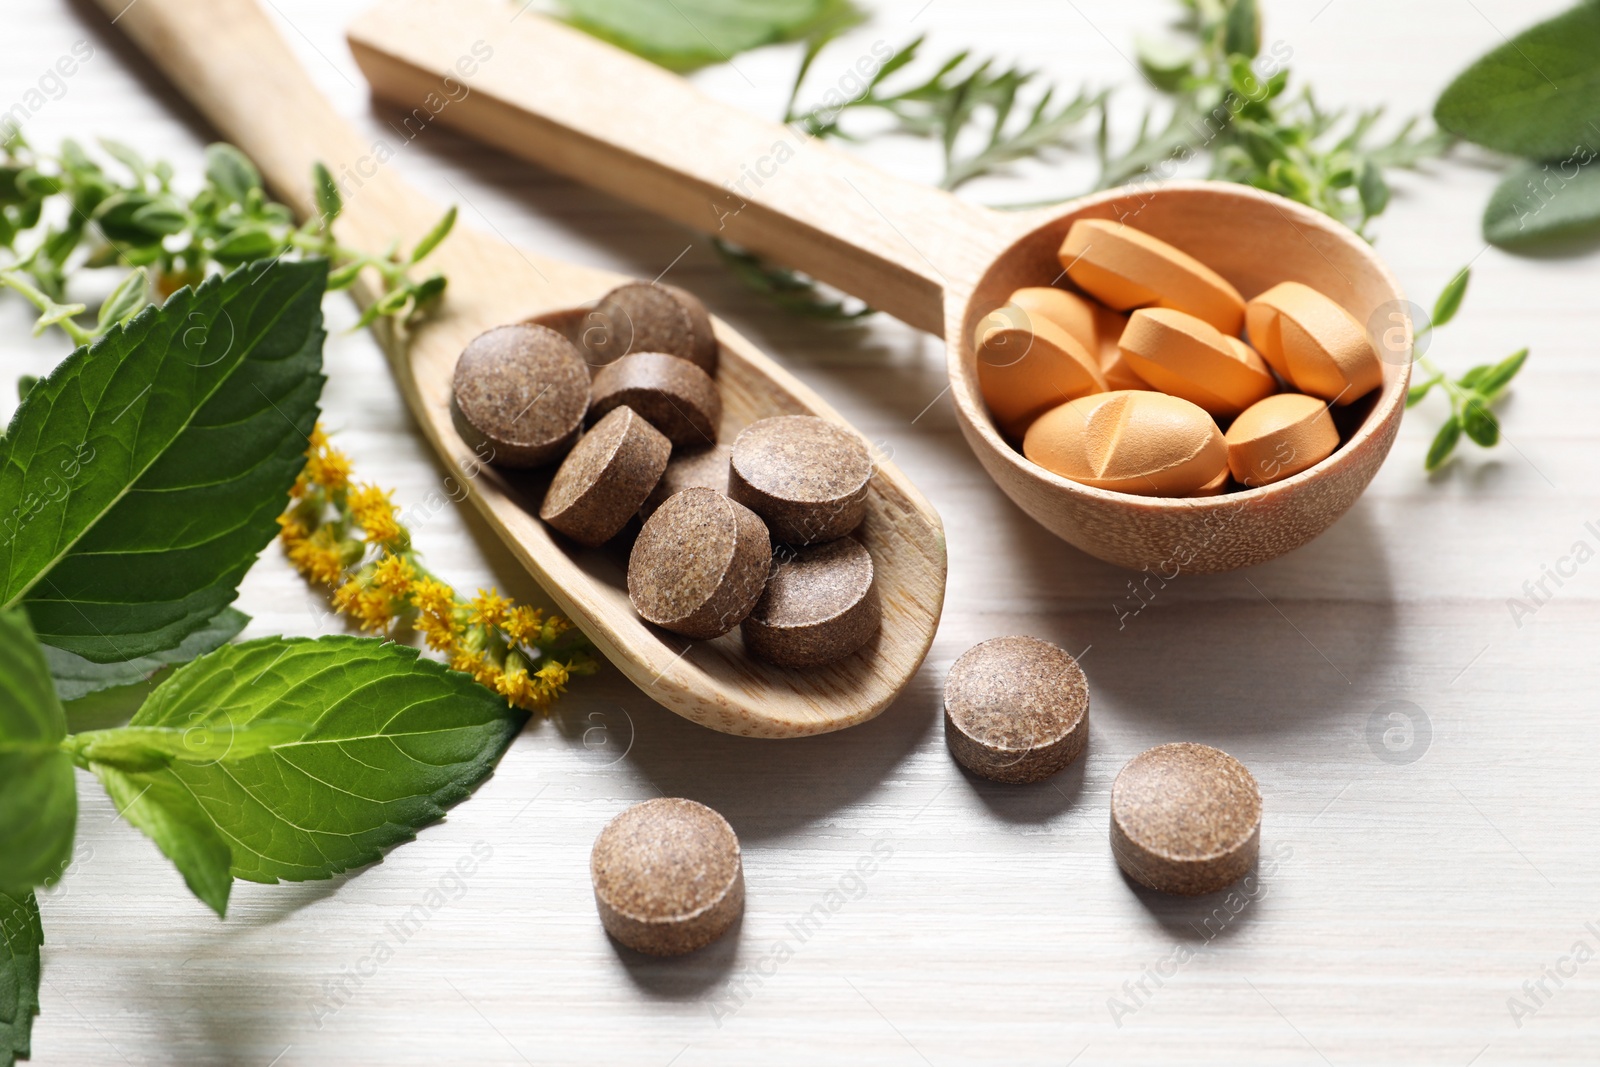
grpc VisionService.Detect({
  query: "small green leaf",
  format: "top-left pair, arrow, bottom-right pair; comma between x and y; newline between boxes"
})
1223,0 -> 1261,59
0,608 -> 77,897
1434,2 -> 1600,160
326,259 -> 364,290
42,607 -> 248,702
1483,157 -> 1600,249
311,161 -> 342,226
204,143 -> 262,203
1426,415 -> 1462,471
1356,159 -> 1389,218
0,259 -> 326,662
98,138 -> 147,180
1135,36 -> 1193,92
1461,397 -> 1500,446
211,225 -> 282,264
1474,348 -> 1529,398
129,199 -> 188,236
94,268 -> 148,332
80,636 -> 524,913
558,0 -> 840,69
1406,378 -> 1438,408
1431,267 -> 1470,329
0,890 -> 43,1063
408,205 -> 456,265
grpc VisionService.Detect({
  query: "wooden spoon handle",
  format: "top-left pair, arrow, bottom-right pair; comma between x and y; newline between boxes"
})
348,0 -> 1000,335
88,0 -> 446,263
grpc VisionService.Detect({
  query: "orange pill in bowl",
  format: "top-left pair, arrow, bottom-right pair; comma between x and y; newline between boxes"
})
1006,287 -> 1142,392
1118,308 -> 1277,418
1225,393 -> 1340,487
1022,390 -> 1226,497
1058,219 -> 1245,335
974,305 -> 1107,438
1245,282 -> 1382,405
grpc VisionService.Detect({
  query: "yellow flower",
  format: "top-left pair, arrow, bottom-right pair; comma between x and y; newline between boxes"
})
540,615 -> 572,644
288,527 -> 345,586
348,484 -> 401,544
306,446 -> 352,492
332,578 -> 364,615
351,587 -> 394,632
536,660 -> 570,691
277,513 -> 309,544
502,605 -> 545,645
412,577 -> 456,619
468,588 -> 511,629
372,553 -> 416,597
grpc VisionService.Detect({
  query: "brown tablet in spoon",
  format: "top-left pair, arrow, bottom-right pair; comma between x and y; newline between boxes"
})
628,487 -> 772,639
540,406 -> 670,546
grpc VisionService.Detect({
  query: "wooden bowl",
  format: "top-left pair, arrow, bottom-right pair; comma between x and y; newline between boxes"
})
952,183 -> 1408,573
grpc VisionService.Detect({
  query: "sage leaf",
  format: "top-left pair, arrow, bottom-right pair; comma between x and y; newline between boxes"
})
82,636 -> 523,912
1434,2 -> 1600,160
0,890 -> 43,1065
0,608 -> 76,896
42,607 -> 248,703
0,259 -> 326,663
1426,414 -> 1462,471
1483,157 -> 1600,248
1431,267 -> 1470,330
558,0 -> 839,69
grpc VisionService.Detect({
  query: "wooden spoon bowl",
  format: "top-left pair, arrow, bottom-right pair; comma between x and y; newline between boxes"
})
95,0 -> 948,737
350,0 -> 1411,574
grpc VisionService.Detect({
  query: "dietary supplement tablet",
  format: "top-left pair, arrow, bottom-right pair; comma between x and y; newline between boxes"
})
729,416 -> 873,545
590,351 -> 721,448
944,635 -> 1090,784
1110,742 -> 1261,896
591,798 -> 743,956
584,281 -> 719,374
1059,219 -> 1246,335
1225,392 -> 1339,487
539,406 -> 671,546
1022,390 -> 1227,497
451,324 -> 590,467
1118,308 -> 1276,418
628,487 -> 772,639
741,537 -> 880,667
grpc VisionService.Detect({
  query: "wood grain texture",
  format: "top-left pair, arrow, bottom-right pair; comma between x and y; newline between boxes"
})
87,0 -> 947,737
7,0 -> 1600,1064
347,0 -> 1410,574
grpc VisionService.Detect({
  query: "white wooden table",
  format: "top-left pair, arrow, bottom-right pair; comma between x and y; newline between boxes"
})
6,1 -> 1598,1063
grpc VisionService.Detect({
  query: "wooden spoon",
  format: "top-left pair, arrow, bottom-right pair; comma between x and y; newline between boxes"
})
349,0 -> 1414,574
92,0 -> 948,738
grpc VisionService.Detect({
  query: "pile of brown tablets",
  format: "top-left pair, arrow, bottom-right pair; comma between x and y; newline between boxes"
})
974,218 -> 1384,497
451,280 -> 882,668
944,634 -> 1262,896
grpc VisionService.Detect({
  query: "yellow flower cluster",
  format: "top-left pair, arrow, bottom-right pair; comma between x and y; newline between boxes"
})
279,425 -> 594,712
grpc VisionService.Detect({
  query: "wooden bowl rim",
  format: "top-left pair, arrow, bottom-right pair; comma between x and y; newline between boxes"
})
946,180 -> 1411,511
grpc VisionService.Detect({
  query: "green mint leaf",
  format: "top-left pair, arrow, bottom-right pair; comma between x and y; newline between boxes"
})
0,890 -> 43,1064
1425,415 -> 1462,471
42,607 -> 248,703
1223,0 -> 1261,59
1483,157 -> 1600,248
1461,397 -> 1500,447
204,143 -> 262,204
84,636 -> 523,908
1431,267 -> 1470,329
408,205 -> 456,265
0,258 -> 327,663
70,719 -> 305,772
1473,348 -> 1529,399
1434,2 -> 1600,159
0,608 -> 77,896
94,268 -> 148,332
559,0 -> 840,69
90,761 -> 233,916
311,161 -> 342,226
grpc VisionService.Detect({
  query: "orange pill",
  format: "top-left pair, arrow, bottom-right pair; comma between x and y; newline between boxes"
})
1022,390 -> 1226,497
1118,308 -> 1276,418
974,305 -> 1107,438
1007,287 -> 1142,392
1193,466 -> 1231,496
1224,393 -> 1339,487
1245,282 -> 1382,405
1059,219 -> 1245,335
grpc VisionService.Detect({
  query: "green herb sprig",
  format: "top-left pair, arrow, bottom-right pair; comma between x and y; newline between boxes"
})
1405,266 -> 1529,471
0,132 -> 453,346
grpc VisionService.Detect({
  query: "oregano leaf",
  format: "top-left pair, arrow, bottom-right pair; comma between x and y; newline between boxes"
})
1426,414 -> 1462,471
1462,398 -> 1500,447
1474,348 -> 1529,398
81,636 -> 524,912
1431,267 -> 1470,329
1484,157 -> 1600,249
0,608 -> 77,897
0,258 -> 327,663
